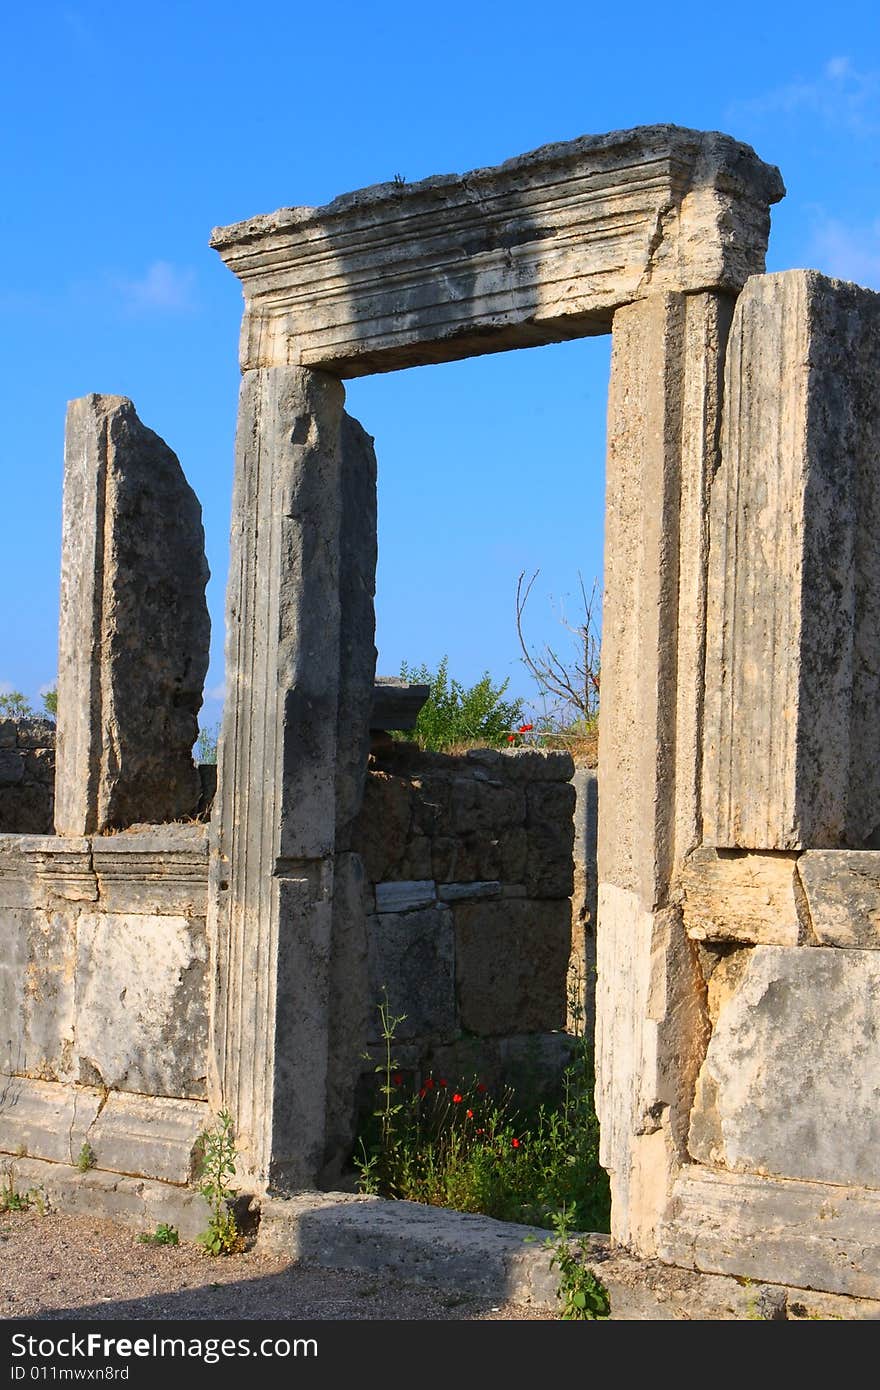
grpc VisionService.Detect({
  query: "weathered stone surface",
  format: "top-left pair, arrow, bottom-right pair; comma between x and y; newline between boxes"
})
455,899 -> 570,1036
595,886 -> 709,1252
0,837 -> 94,910
366,906 -> 455,1042
680,847 -> 802,945
797,850 -> 880,947
374,880 -> 436,913
370,679 -> 430,731
0,1075 -> 102,1164
0,750 -> 23,786
5,1155 -> 212,1242
449,778 -> 524,834
465,747 -> 575,783
91,824 -> 209,914
703,271 -> 880,850
659,1167 -> 880,1301
85,1092 -> 208,1184
595,291 -> 730,1255
76,913 -> 207,1098
570,767 -> 598,1034
211,126 -> 781,376
437,881 -> 501,902
208,368 -> 376,1189
352,773 -> 412,881
0,909 -> 76,1080
55,394 -> 210,834
689,945 -> 880,1187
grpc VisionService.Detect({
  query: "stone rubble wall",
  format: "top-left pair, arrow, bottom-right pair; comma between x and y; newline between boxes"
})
350,742 -> 579,1095
0,719 -> 56,835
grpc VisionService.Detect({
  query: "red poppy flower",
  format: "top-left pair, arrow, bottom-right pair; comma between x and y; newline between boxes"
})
466,1109 -> 474,1119
507,734 -> 515,743
424,1078 -> 435,1090
393,1073 -> 403,1086
452,1093 -> 463,1104
518,723 -> 534,733
438,1078 -> 448,1088
511,1137 -> 520,1148
419,1087 -> 427,1099
476,1083 -> 487,1093
476,1128 -> 484,1135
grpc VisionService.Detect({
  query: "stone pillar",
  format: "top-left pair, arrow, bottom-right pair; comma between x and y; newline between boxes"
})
595,292 -> 730,1251
55,394 -> 210,835
703,270 -> 880,851
207,367 -> 377,1191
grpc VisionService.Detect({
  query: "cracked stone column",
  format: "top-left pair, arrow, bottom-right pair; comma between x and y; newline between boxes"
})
55,394 -> 210,834
596,292 -> 730,1252
207,367 -> 376,1191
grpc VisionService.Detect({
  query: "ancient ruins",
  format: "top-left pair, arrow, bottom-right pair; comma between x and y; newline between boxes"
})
2,123 -> 880,1317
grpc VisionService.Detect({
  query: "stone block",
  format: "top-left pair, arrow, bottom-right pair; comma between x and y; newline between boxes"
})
680,847 -> 802,945
797,850 -> 880,948
0,721 -> 15,749
351,772 -> 411,880
366,907 -> 455,1042
437,881 -> 501,902
91,824 -> 209,914
689,945 -> 880,1187
703,271 -> 880,849
454,899 -> 570,1036
75,913 -> 207,1098
449,777 -> 524,834
0,750 -> 23,786
85,1092 -> 208,1184
15,720 -> 56,750
375,880 -> 437,913
659,1167 -> 880,1302
466,747 -> 575,784
211,126 -> 781,375
55,394 -> 210,834
0,908 -> 76,1080
0,1075 -> 102,1164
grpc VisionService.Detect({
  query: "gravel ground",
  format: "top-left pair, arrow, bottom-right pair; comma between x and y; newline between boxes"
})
0,1210 -> 556,1322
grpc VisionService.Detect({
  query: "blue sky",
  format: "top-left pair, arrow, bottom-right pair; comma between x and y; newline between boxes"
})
1,1 -> 878,733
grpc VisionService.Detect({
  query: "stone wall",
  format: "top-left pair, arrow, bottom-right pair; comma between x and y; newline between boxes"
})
352,742 -> 577,1095
0,719 -> 56,835
0,825 -> 209,1185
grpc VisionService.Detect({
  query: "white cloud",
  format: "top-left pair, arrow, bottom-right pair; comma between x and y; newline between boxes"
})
38,680 -> 57,698
0,680 -> 12,696
204,681 -> 226,704
115,261 -> 197,314
728,56 -> 880,135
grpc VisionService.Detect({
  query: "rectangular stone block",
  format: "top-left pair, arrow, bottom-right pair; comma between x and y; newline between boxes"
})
659,1167 -> 880,1301
437,881 -> 501,902
55,394 -> 210,834
211,127 -> 781,375
91,824 -> 209,914
797,850 -> 880,947
76,913 -> 207,1098
374,880 -> 436,913
689,945 -> 880,1187
454,899 -> 570,1036
366,906 -> 455,1042
0,908 -> 76,1080
0,1075 -> 102,1164
680,847 -> 802,945
86,1092 -> 208,1184
703,270 -> 880,849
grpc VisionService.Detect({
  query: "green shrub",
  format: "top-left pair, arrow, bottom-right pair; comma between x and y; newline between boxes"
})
394,656 -> 524,752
